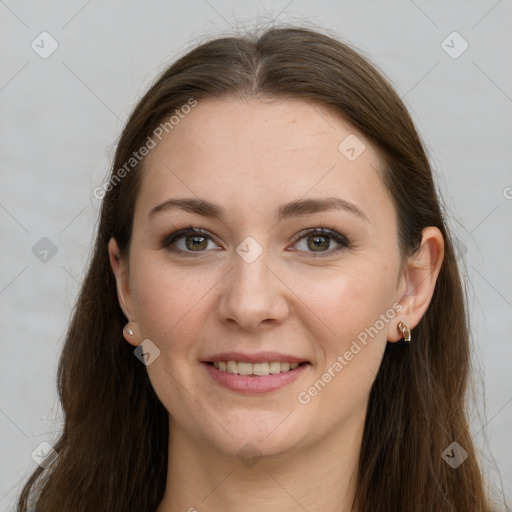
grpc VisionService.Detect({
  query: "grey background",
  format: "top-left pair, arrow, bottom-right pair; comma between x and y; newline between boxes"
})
1,0 -> 511,509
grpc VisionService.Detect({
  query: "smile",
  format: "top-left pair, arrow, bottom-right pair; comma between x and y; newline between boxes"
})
202,360 -> 311,394
209,360 -> 303,376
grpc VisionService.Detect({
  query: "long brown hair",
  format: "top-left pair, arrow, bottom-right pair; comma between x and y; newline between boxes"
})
17,25 -> 495,511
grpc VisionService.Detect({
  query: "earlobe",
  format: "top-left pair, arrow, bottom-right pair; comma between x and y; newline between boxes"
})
123,321 -> 141,347
108,238 -> 143,347
388,226 -> 444,342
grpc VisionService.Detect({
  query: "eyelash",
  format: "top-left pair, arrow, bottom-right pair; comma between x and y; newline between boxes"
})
160,224 -> 352,259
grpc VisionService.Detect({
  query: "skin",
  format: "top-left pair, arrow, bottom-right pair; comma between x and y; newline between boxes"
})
109,97 -> 444,512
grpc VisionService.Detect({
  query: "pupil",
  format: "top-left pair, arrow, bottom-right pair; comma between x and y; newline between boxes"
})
187,236 -> 207,250
309,235 -> 328,251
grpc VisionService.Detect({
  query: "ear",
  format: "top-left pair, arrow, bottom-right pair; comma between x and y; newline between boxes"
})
108,237 -> 135,322
388,226 -> 444,342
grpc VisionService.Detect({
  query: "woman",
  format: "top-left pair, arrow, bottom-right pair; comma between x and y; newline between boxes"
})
17,25 -> 494,511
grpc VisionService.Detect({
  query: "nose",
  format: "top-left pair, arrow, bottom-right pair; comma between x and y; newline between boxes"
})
217,245 -> 290,331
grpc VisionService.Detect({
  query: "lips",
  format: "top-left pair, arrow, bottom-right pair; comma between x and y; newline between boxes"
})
201,351 -> 311,394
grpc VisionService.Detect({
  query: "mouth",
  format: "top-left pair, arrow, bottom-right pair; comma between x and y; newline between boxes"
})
204,360 -> 310,376
200,353 -> 311,394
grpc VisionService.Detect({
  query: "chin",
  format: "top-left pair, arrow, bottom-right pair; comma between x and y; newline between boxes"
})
196,413 -> 312,461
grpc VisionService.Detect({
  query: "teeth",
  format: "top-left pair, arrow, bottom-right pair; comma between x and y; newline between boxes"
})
252,362 -> 269,376
237,362 -> 253,376
269,361 -> 281,374
227,361 -> 238,374
211,360 -> 302,375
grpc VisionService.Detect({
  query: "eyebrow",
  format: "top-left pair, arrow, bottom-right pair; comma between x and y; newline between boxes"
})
148,197 -> 370,223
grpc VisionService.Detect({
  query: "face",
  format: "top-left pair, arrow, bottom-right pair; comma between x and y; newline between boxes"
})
111,97 -> 406,460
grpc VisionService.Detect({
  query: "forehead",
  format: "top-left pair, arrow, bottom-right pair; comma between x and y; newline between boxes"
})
136,97 -> 392,225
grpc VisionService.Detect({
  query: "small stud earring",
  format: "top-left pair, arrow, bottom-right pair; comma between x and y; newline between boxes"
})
124,324 -> 135,336
397,321 -> 411,342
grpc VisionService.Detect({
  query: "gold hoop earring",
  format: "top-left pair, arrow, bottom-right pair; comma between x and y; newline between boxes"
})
397,321 -> 411,342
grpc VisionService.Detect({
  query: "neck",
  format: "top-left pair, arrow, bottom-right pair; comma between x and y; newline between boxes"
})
156,411 -> 365,512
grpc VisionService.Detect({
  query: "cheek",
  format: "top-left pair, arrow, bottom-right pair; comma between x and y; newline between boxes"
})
295,259 -> 397,393
291,270 -> 393,427
298,258 -> 397,343
129,255 -> 224,358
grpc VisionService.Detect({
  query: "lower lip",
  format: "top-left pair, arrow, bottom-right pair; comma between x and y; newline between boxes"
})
202,362 -> 310,394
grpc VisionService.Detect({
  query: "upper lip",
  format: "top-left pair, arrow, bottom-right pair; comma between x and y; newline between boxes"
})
202,352 -> 309,364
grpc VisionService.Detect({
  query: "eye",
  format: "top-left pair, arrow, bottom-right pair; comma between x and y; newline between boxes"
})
161,226 -> 221,257
161,225 -> 351,258
290,227 -> 351,257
